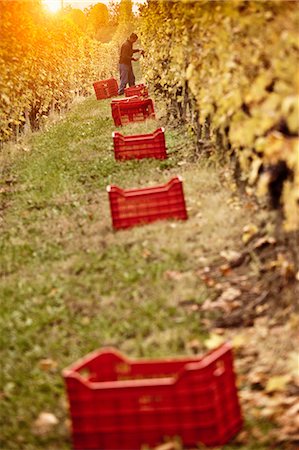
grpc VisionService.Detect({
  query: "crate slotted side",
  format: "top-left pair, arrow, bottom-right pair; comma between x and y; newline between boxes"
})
63,344 -> 243,450
110,97 -> 140,126
107,177 -> 187,230
93,78 -> 118,100
93,81 -> 109,100
113,128 -> 167,160
107,78 -> 118,97
125,84 -> 149,98
111,98 -> 155,126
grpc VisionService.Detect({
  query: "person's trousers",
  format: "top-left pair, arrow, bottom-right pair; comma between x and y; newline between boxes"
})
118,63 -> 135,95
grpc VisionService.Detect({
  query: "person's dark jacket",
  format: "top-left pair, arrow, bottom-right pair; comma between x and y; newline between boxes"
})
119,39 -> 138,66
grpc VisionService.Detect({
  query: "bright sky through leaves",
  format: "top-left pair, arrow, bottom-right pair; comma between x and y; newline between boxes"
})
43,0 -> 62,13
53,0 -> 145,11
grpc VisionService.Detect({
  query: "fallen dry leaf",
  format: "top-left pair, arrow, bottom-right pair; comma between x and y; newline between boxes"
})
266,253 -> 296,279
284,401 -> 299,418
164,270 -> 184,281
201,298 -> 217,311
198,273 -> 216,287
276,253 -> 296,279
242,224 -> 259,244
204,334 -> 225,350
38,358 -> 58,372
252,236 -> 276,250
217,287 -> 242,302
277,430 -> 299,442
142,249 -> 151,259
265,375 -> 291,393
259,405 -> 279,419
287,351 -> 299,384
274,401 -> 299,440
289,313 -> 299,329
220,249 -> 242,262
220,250 -> 246,268
232,334 -> 247,350
32,412 -> 58,436
247,368 -> 269,387
202,296 -> 241,314
219,264 -> 233,276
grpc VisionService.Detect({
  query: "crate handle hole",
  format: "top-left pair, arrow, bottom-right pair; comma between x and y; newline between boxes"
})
214,360 -> 225,376
79,368 -> 91,379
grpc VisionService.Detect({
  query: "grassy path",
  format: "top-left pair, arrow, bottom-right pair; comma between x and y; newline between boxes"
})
0,95 -> 296,450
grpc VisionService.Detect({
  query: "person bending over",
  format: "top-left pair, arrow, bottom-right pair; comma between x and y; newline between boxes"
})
118,33 -> 142,95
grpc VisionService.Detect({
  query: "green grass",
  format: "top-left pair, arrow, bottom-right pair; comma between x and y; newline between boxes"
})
0,94 -> 272,449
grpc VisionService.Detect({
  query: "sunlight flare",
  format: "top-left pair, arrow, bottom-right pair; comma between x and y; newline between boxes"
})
43,0 -> 61,13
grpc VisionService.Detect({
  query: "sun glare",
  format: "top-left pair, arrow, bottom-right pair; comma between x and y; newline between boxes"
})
44,0 -> 61,13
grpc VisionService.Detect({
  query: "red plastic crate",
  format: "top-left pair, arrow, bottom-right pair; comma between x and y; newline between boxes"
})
63,343 -> 242,450
125,84 -> 149,98
111,97 -> 155,126
93,78 -> 118,100
113,127 -> 167,161
107,79 -> 118,96
107,176 -> 187,230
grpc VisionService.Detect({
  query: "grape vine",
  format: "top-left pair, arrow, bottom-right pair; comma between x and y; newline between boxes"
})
139,0 -> 299,231
0,0 -> 122,142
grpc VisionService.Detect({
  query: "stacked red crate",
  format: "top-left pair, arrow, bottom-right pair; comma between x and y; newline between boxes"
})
111,97 -> 155,126
63,343 -> 242,450
107,176 -> 187,230
113,127 -> 167,161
